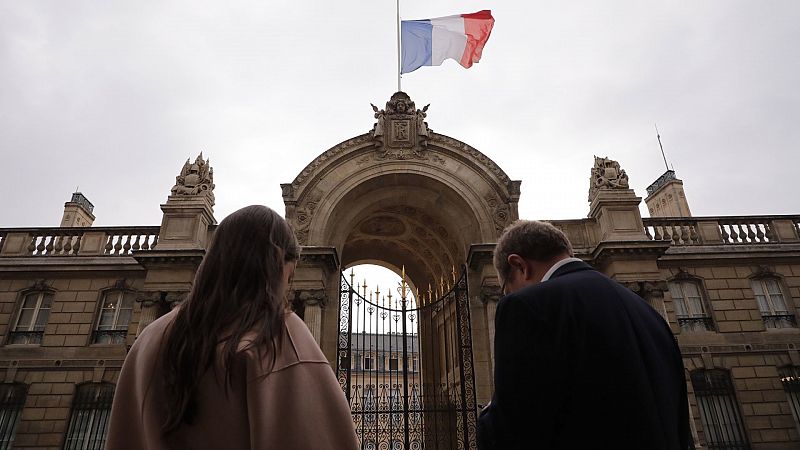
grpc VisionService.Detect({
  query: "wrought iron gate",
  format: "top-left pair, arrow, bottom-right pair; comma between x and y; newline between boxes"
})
336,266 -> 478,450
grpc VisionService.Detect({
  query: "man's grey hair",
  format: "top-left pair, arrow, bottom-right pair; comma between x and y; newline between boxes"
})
493,220 -> 574,284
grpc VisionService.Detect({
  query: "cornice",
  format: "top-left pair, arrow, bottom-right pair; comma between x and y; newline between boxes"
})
0,256 -> 145,273
591,240 -> 671,266
132,249 -> 206,268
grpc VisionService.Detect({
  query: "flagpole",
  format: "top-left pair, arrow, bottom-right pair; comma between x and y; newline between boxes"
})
396,0 -> 401,92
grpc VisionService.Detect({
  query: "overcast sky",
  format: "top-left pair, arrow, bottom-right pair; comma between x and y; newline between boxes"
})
1,0 -> 798,229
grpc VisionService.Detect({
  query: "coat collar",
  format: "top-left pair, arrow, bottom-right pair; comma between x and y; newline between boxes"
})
549,259 -> 594,280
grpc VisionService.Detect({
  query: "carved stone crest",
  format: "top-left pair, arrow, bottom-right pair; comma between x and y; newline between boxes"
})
370,92 -> 431,160
171,153 -> 215,205
588,155 -> 630,201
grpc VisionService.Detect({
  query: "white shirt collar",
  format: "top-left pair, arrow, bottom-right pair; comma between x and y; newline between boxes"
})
541,257 -> 584,282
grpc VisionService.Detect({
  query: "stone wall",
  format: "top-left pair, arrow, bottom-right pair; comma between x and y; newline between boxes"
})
0,275 -> 143,449
664,263 -> 800,448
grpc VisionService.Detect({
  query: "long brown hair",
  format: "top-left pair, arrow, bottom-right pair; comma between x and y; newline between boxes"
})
160,205 -> 300,434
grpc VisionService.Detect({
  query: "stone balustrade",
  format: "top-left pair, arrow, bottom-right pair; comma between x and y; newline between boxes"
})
0,226 -> 160,257
644,219 -> 702,245
644,215 -> 800,246
717,218 -> 776,244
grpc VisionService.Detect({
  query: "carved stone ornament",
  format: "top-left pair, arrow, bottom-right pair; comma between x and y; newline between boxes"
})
297,289 -> 327,307
294,189 -> 323,245
588,155 -> 630,202
171,153 -> 216,205
28,279 -> 52,292
112,278 -> 132,291
485,194 -> 512,232
480,285 -> 502,304
137,291 -> 187,308
622,280 -> 668,299
369,92 -> 432,160
751,265 -> 777,279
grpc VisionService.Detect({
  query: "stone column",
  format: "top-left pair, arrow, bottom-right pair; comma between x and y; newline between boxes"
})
297,289 -> 327,343
135,291 -> 185,336
467,244 -> 501,407
291,247 -> 340,361
136,293 -> 162,336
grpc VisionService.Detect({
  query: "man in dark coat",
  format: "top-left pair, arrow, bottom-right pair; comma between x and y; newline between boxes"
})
478,220 -> 692,449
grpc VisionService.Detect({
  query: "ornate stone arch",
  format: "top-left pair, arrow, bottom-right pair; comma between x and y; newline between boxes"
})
282,92 -> 521,289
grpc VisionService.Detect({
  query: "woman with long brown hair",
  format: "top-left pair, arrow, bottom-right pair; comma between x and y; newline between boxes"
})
107,205 -> 358,449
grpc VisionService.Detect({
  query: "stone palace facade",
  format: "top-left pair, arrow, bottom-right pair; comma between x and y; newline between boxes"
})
0,92 -> 799,449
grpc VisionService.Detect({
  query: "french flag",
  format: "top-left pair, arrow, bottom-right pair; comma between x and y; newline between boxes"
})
401,10 -> 495,74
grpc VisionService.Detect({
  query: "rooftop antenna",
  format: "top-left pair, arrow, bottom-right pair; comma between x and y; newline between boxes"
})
654,124 -> 670,171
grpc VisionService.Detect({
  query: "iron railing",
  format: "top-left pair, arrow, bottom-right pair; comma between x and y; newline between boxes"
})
0,384 -> 26,450
63,383 -> 115,450
691,370 -> 751,450
6,331 -> 44,345
91,330 -> 127,345
762,314 -> 797,329
677,316 -> 715,332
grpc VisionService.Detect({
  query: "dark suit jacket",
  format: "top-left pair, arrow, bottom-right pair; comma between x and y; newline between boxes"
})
478,261 -> 691,450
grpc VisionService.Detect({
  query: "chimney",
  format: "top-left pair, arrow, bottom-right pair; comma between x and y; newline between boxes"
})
61,192 -> 95,227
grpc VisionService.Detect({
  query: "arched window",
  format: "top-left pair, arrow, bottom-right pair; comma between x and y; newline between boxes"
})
751,277 -> 796,328
0,383 -> 27,450
668,280 -> 714,332
92,290 -> 135,344
9,291 -> 53,345
63,382 -> 115,450
690,369 -> 750,450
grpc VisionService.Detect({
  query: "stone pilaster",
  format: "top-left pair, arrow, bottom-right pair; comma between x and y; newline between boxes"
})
295,289 -> 327,343
467,243 -> 500,407
480,285 -> 501,378
293,247 -> 340,361
135,291 -> 186,336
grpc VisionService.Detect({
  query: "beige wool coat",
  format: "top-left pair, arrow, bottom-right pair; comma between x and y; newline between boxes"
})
107,309 -> 359,450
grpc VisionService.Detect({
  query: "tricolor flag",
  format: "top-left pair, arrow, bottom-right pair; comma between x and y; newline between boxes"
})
400,10 -> 495,74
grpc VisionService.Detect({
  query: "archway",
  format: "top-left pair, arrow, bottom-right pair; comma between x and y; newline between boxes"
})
283,92 -> 521,450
